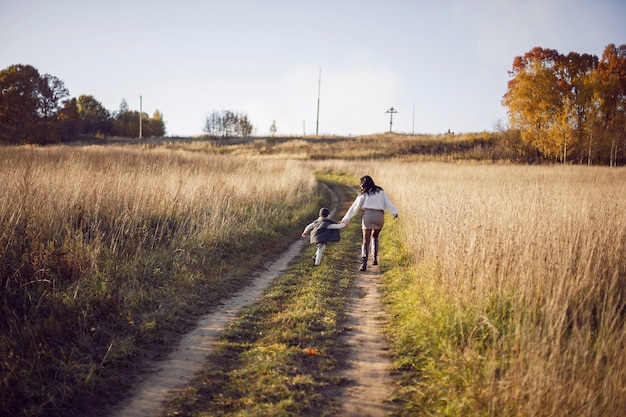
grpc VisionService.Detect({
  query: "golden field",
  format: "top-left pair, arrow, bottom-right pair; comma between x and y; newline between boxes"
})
1,138 -> 625,416
0,144 -> 321,416
313,159 -> 626,415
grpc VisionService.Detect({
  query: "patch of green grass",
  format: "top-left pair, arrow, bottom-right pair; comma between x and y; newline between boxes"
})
162,186 -> 360,417
1,218 -> 322,417
380,221 -> 514,416
313,170 -> 357,186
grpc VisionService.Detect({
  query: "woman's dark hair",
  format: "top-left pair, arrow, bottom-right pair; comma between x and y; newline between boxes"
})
360,175 -> 382,195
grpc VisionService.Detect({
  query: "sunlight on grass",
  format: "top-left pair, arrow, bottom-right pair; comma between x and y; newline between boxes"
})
302,159 -> 625,415
370,162 -> 626,416
163,188 -> 358,416
3,138 -> 625,416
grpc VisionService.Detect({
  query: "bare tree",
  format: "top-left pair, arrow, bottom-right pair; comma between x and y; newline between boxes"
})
204,110 -> 253,138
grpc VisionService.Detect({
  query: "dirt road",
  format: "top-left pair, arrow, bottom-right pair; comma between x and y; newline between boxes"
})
110,183 -> 394,417
335,264 -> 395,417
110,239 -> 307,417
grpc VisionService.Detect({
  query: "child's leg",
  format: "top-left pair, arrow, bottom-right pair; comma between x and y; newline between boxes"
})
315,243 -> 325,266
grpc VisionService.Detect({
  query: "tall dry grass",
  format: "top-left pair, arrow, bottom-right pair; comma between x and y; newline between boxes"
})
311,160 -> 626,415
0,145 -> 319,416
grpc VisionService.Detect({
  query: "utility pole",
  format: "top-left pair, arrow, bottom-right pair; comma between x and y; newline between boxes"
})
139,95 -> 143,138
385,107 -> 398,133
315,67 -> 321,136
412,102 -> 415,136
303,121 -> 306,137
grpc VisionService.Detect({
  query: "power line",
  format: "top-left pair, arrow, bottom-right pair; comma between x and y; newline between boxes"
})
412,102 -> 415,136
139,95 -> 143,139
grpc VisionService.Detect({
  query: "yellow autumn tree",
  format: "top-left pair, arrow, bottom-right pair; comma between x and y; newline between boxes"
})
597,44 -> 626,166
502,50 -> 566,160
545,96 -> 576,163
504,45 -> 626,165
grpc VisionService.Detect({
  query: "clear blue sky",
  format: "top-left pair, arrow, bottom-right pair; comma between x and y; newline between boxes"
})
2,0 -> 625,137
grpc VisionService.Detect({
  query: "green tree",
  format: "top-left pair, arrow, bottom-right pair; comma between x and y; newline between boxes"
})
0,64 -> 68,144
56,97 -> 80,141
113,110 -> 138,137
117,98 -> 129,115
77,94 -> 112,135
112,99 -> 137,137
144,110 -> 166,137
112,99 -> 165,138
0,64 -> 40,143
112,105 -> 166,138
37,73 -> 69,143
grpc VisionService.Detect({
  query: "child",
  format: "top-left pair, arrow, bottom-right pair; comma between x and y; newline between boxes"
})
302,207 -> 345,266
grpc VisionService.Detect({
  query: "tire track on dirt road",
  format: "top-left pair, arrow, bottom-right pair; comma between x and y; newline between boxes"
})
333,186 -> 395,417
335,265 -> 395,416
110,182 -> 395,416
110,239 -> 308,417
110,183 -> 339,417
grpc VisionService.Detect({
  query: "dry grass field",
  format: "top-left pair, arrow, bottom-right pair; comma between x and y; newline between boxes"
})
311,159 -> 626,415
0,144 -> 321,416
2,137 -> 625,416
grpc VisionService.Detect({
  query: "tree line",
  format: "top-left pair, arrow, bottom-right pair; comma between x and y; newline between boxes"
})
203,109 -> 254,139
3,47 -> 625,166
0,64 -> 166,144
503,44 -> 626,166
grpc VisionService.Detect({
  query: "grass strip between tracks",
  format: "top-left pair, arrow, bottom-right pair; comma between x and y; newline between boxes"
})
162,182 -> 360,417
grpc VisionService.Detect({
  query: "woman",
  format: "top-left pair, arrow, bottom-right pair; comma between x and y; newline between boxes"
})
341,175 -> 398,271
